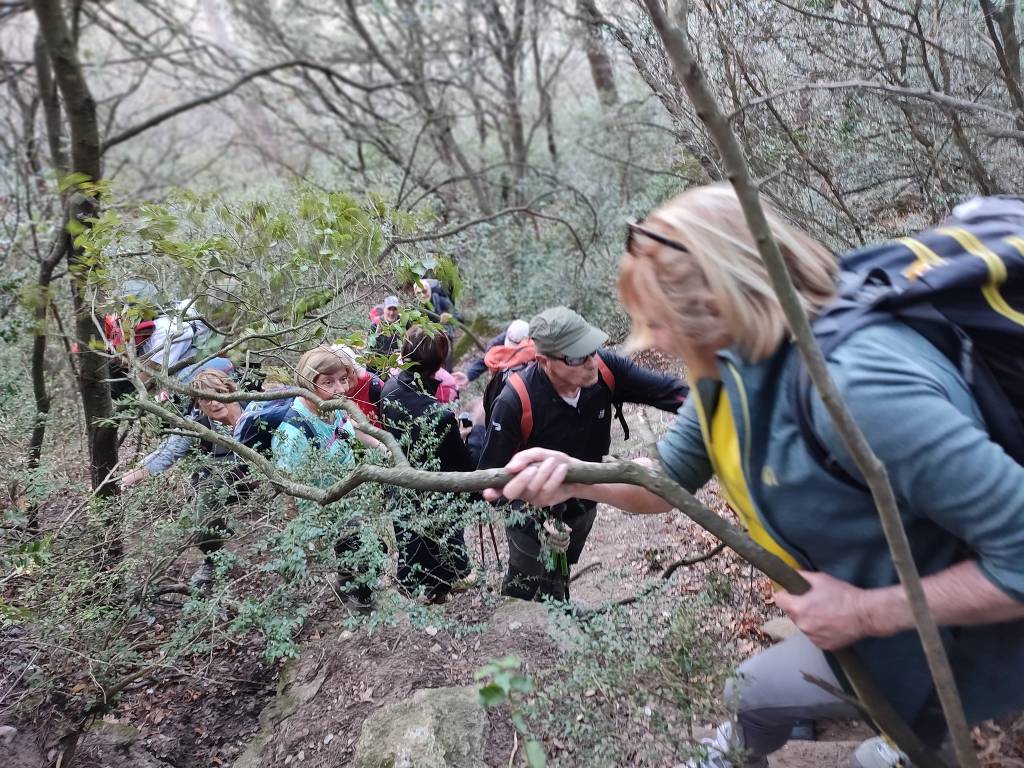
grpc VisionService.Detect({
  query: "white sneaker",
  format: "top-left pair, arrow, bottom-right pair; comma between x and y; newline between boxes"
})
849,737 -> 909,768
680,721 -> 768,768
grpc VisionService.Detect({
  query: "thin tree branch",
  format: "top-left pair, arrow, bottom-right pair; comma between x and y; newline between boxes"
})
102,60 -> 442,153
728,79 -> 1016,123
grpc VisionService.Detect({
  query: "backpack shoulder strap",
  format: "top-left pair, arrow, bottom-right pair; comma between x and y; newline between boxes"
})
788,347 -> 866,489
282,408 -> 321,448
595,353 -> 629,440
595,354 -> 615,393
507,371 -> 533,447
368,374 -> 383,406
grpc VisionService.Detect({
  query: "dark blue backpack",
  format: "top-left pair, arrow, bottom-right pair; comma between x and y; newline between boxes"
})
234,397 -> 318,456
792,196 -> 1024,486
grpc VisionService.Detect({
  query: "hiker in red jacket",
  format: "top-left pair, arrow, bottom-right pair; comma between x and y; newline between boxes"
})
332,345 -> 384,427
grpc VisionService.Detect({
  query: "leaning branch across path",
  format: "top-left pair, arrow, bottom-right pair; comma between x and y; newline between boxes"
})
641,2 -> 975,766
131,378 -> 935,764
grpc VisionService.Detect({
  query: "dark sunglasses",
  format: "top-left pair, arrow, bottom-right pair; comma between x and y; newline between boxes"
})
557,351 -> 597,367
626,220 -> 690,254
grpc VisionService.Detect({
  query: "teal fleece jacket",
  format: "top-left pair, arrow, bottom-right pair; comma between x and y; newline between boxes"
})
657,321 -> 1024,740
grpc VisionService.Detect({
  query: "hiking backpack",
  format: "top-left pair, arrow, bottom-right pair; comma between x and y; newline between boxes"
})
792,196 -> 1024,486
234,397 -> 321,456
493,354 -> 630,448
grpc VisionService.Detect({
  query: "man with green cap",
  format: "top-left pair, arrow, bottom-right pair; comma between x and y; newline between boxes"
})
478,306 -> 688,601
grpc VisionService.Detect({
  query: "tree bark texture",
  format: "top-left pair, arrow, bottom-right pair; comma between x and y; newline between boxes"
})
640,1 -> 977,765
32,0 -> 118,494
576,0 -> 618,106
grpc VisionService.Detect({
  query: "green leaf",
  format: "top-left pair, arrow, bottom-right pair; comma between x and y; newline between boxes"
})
57,171 -> 91,194
508,675 -> 533,694
511,712 -> 528,734
478,683 -> 507,707
525,740 -> 546,768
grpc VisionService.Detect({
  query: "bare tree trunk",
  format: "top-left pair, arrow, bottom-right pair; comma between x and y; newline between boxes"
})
343,0 -> 494,215
640,1 -> 978,765
32,0 -> 118,496
910,7 -> 1000,194
979,0 -> 1024,125
531,27 -> 558,164
483,0 -> 529,184
28,238 -> 66,473
576,0 -> 618,106
26,34 -> 68,480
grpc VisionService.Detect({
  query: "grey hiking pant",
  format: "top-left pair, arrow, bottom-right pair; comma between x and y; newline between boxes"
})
727,632 -> 859,763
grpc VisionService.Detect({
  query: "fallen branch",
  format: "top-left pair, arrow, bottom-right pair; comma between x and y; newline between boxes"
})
569,561 -> 602,583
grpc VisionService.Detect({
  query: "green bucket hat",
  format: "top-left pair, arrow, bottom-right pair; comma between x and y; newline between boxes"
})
530,306 -> 608,358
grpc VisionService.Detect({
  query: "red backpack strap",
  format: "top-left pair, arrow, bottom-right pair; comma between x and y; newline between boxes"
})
596,353 -> 615,393
507,371 -> 533,447
596,353 -> 630,440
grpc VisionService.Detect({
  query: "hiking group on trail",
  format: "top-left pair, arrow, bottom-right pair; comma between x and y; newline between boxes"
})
111,186 -> 1024,768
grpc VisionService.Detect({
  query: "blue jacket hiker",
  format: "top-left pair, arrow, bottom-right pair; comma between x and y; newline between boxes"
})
486,186 -> 1024,768
244,346 -> 379,611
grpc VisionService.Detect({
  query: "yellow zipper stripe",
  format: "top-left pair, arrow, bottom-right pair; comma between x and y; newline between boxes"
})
940,228 -> 1024,326
938,227 -> 1007,283
726,361 -> 753,475
899,236 -> 944,280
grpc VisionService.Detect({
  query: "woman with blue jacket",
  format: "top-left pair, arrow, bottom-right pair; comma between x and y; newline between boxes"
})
272,345 -> 378,611
485,185 -> 1024,767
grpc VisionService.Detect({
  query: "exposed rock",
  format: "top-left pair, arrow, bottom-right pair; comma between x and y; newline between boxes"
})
232,656 -> 329,768
490,598 -> 553,635
352,685 -> 486,768
90,720 -> 141,747
0,727 -> 45,768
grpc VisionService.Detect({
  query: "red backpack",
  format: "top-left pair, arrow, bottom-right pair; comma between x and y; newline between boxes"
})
104,313 -> 157,352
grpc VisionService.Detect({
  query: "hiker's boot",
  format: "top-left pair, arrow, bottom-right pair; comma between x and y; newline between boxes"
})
679,721 -> 768,768
849,737 -> 909,768
449,568 -> 480,594
336,574 -> 373,614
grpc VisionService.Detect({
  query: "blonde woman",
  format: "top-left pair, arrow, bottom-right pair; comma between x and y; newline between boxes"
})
485,185 -> 1024,767
270,345 -> 379,610
167,366 -> 249,589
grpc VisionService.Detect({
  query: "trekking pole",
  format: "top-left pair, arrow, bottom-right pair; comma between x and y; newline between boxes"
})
487,521 -> 502,566
477,521 -> 487,567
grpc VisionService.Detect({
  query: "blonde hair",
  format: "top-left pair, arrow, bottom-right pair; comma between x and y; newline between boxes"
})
330,344 -> 366,376
618,184 -> 838,361
294,345 -> 356,392
191,368 -> 238,398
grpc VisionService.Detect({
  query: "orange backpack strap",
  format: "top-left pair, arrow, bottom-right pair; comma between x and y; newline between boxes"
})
596,353 -> 615,393
596,353 -> 630,440
507,371 -> 533,447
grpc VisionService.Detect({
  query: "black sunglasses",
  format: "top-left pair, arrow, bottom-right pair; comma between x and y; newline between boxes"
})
626,220 -> 690,254
557,351 -> 597,367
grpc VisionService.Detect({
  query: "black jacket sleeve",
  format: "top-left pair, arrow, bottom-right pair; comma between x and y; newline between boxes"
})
601,351 -> 688,413
434,294 -> 464,323
476,389 -> 523,470
466,332 -> 505,382
437,411 -> 475,472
